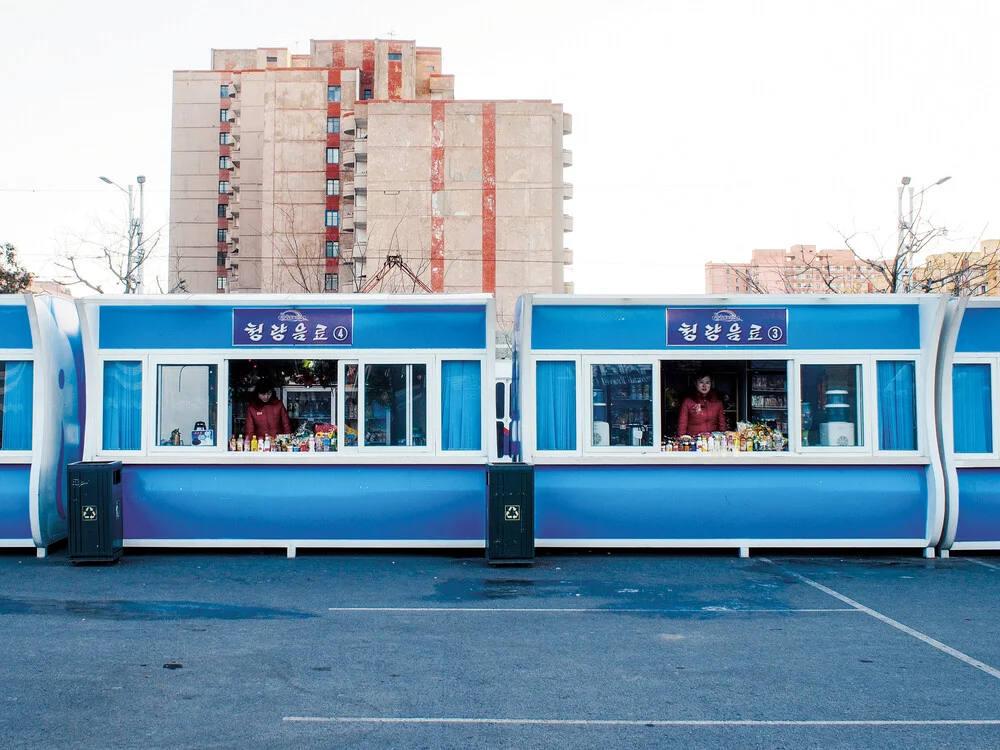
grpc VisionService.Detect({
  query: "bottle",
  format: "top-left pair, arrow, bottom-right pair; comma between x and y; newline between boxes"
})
263,434 -> 271,452
236,434 -> 243,452
243,434 -> 250,452
250,434 -> 258,452
308,435 -> 316,452
229,435 -> 237,451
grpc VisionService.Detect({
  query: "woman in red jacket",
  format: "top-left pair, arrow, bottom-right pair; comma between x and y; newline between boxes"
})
676,373 -> 727,437
244,379 -> 292,440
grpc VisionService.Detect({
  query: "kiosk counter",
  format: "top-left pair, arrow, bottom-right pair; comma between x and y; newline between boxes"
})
77,294 -> 495,554
513,294 -> 948,555
0,294 -> 84,556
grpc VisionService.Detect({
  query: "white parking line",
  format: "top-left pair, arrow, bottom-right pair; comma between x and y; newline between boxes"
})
763,560 -> 1000,681
967,558 -> 1000,571
284,717 -> 1000,727
326,607 -> 859,613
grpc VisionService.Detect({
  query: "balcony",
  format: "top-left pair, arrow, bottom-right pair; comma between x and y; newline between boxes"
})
563,214 -> 573,232
341,212 -> 354,232
354,171 -> 366,192
353,240 -> 367,258
226,206 -> 239,219
563,248 -> 573,265
562,182 -> 573,200
342,179 -> 354,197
354,207 -> 367,226
562,112 -> 573,135
341,146 -> 355,167
562,149 -> 572,167
341,112 -> 355,133
354,138 -> 367,159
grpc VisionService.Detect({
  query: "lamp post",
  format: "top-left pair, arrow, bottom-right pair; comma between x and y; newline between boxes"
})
895,175 -> 951,293
99,174 -> 146,293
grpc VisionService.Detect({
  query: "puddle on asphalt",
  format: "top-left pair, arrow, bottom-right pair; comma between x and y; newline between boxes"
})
0,596 -> 314,620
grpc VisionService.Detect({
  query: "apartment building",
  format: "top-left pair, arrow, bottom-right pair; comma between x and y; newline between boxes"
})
169,39 -> 573,326
705,245 -> 879,294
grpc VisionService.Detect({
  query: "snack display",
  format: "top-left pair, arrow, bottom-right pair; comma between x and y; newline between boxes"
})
662,422 -> 787,452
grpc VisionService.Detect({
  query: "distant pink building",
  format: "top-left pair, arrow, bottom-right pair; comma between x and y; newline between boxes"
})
705,245 -> 878,294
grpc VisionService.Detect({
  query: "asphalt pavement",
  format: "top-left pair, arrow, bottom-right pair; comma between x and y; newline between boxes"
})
2,547 -> 1000,749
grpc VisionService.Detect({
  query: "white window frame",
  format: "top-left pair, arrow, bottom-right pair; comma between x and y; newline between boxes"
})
148,355 -> 227,455
582,354 -> 659,456
529,355 -> 581,458
436,355 -> 489,456
355,356 -> 435,455
0,351 -> 36,459
951,355 -> 999,464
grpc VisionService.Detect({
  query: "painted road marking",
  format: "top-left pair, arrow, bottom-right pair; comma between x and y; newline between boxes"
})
284,717 -> 1000,727
967,558 -> 1000,571
326,607 -> 859,613
763,560 -> 1000,681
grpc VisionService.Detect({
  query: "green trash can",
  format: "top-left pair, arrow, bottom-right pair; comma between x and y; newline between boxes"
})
67,461 -> 123,564
486,464 -> 534,565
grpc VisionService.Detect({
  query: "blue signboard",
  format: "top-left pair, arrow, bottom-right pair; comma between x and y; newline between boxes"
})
667,307 -> 788,346
233,308 -> 353,346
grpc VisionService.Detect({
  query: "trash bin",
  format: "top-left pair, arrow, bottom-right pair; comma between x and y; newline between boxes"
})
67,461 -> 123,564
486,463 -> 534,565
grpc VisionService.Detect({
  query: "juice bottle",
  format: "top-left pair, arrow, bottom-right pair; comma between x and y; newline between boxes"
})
250,435 -> 258,452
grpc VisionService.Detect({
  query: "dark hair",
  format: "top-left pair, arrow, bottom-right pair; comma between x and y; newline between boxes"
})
254,379 -> 274,395
694,372 -> 713,384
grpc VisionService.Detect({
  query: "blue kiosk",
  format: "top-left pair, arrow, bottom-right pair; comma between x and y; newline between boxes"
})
76,294 -> 496,556
937,297 -> 1000,553
0,294 -> 85,556
512,293 -> 948,556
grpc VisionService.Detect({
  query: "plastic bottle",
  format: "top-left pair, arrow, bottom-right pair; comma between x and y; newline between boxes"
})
263,434 -> 271,452
250,434 -> 258,452
229,435 -> 236,451
308,435 -> 316,452
235,434 -> 243,452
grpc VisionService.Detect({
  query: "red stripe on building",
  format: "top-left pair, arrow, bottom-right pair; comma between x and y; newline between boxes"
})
332,42 -> 345,68
481,102 -> 496,295
388,42 -> 403,100
431,101 -> 446,292
362,41 -> 375,71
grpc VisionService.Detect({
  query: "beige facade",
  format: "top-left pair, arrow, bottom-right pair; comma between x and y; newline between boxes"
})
169,39 -> 572,327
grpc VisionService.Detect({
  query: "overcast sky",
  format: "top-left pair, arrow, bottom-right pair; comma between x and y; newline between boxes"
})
2,0 -> 998,295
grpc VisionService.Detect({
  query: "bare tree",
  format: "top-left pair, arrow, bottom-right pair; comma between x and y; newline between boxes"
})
1,242 -> 33,293
54,213 -> 162,295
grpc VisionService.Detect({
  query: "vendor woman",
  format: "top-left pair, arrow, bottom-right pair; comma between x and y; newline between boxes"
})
676,373 -> 727,437
245,379 -> 292,439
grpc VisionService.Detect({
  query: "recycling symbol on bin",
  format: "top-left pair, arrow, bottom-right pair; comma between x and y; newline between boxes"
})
505,505 -> 520,521
82,505 -> 97,521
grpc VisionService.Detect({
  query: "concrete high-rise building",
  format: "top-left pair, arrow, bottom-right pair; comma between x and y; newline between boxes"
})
169,39 -> 573,329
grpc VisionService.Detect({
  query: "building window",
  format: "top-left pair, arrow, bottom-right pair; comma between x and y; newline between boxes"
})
219,156 -> 231,170
388,53 -> 402,61
217,276 -> 227,290
326,148 -> 340,164
220,109 -> 230,122
326,241 -> 340,258
220,84 -> 229,97
327,85 -> 341,102
217,204 -> 226,218
324,273 -> 339,292
363,89 -> 373,100
325,210 -> 339,227
327,116 -> 340,134
217,252 -> 226,266
219,132 -> 231,145
217,229 -> 227,243
326,179 -> 340,196
266,55 -> 278,63
218,181 -> 229,194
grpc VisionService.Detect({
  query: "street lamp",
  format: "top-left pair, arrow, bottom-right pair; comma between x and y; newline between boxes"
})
895,175 -> 952,293
99,174 -> 146,293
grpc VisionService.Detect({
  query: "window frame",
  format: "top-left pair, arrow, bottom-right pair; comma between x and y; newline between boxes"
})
0,355 -> 35,456
325,210 -> 339,228
951,355 -> 1000,464
327,116 -> 340,134
326,147 -> 340,165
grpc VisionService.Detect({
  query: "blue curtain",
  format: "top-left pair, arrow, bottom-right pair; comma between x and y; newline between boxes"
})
103,361 -> 142,450
953,363 -> 992,453
877,361 -> 917,450
1,361 -> 33,450
536,361 -> 576,450
441,361 -> 481,450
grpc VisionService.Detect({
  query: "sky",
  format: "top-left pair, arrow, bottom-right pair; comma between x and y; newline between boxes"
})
2,0 -> 999,296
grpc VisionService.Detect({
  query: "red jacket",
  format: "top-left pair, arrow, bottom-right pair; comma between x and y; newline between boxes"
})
244,396 -> 291,439
677,394 -> 727,436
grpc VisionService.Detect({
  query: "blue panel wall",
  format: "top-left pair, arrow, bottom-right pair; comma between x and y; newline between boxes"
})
121,464 -> 486,542
535,465 -> 928,541
99,305 -> 487,350
955,468 -> 1000,542
0,305 -> 33,349
531,304 -> 921,351
0,465 -> 31,538
956,308 -> 1000,353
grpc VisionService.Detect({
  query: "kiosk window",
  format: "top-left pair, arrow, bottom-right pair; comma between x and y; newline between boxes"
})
876,361 -> 917,450
953,363 -> 993,453
103,361 -> 142,451
0,361 -> 33,450
441,361 -> 481,451
156,364 -> 218,447
364,364 -> 426,446
536,361 -> 576,450
799,364 -> 862,448
591,363 -> 652,447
